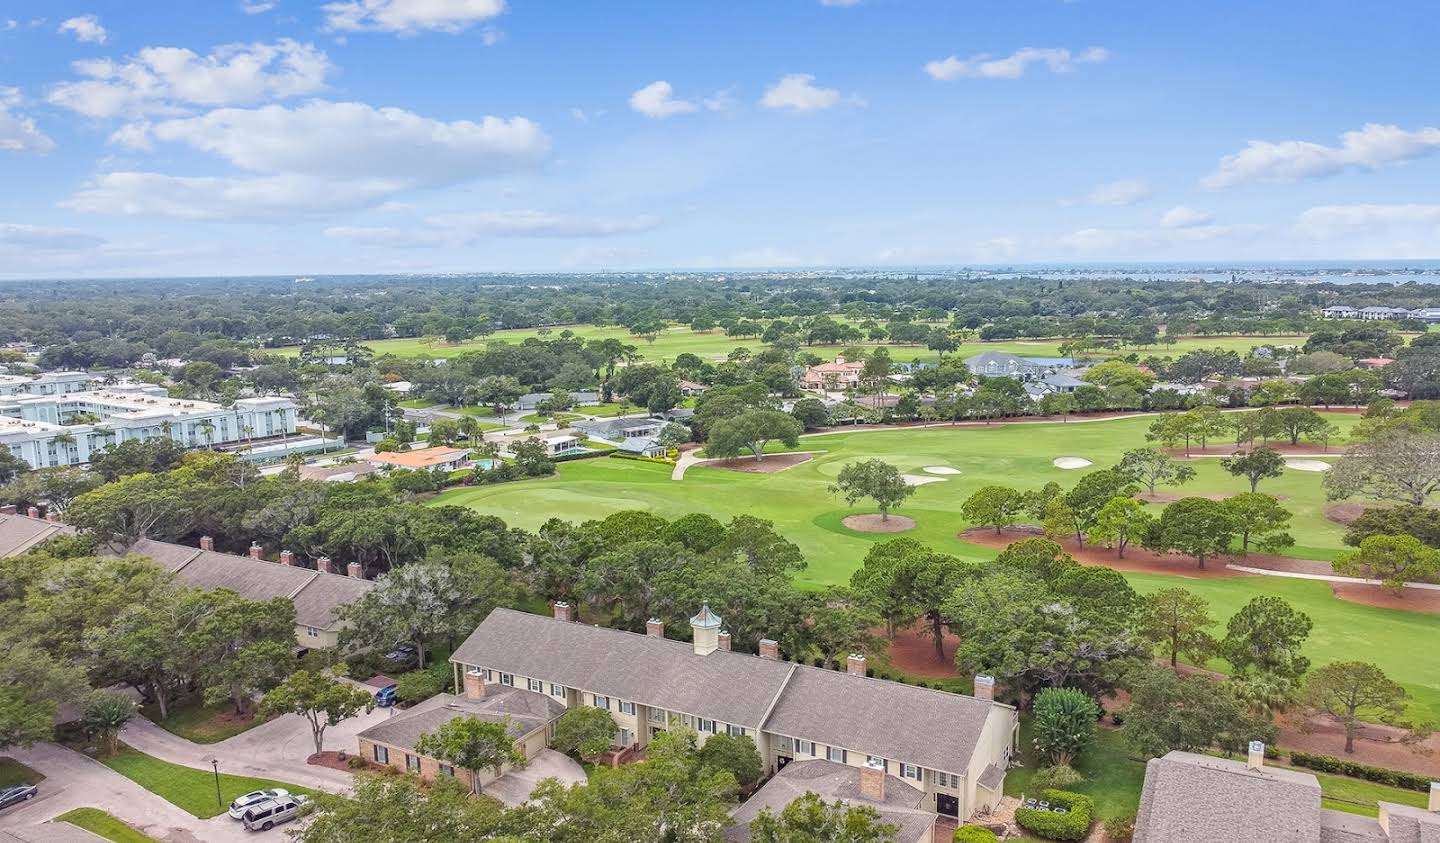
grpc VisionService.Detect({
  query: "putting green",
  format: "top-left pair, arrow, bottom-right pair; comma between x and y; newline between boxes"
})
433,413 -> 1440,719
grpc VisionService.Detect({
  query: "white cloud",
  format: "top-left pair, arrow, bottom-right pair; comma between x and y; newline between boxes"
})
67,101 -> 549,219
1057,221 -> 1264,254
427,210 -> 660,238
0,223 -> 104,250
58,14 -> 107,44
480,26 -> 502,46
3,20 -> 17,31
1160,205 -> 1212,228
0,88 -> 56,153
759,73 -> 848,112
48,39 -> 333,118
629,81 -> 697,119
241,2 -> 277,13
1295,203 -> 1440,235
322,0 -> 505,34
925,46 -> 1108,81
1203,123 -> 1440,189
1077,178 -> 1151,207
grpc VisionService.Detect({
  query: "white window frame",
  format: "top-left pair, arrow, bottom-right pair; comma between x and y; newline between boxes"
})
499,673 -> 514,687
619,701 -> 636,715
796,739 -> 815,756
901,763 -> 922,781
867,755 -> 886,771
827,746 -> 847,764
698,718 -> 714,733
305,626 -> 320,638
373,745 -> 389,764
727,724 -> 746,738
405,754 -> 420,772
528,678 -> 543,693
550,683 -> 566,698
592,694 -> 610,710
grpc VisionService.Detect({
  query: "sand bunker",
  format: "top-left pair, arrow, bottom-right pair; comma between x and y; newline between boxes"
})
923,466 -> 961,475
1053,457 -> 1093,470
902,474 -> 946,486
1285,459 -> 1332,472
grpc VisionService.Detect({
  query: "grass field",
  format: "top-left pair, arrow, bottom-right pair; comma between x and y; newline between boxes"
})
432,412 -> 1440,720
0,757 -> 41,787
272,324 -> 1320,364
100,746 -> 312,819
141,697 -> 273,744
55,808 -> 161,843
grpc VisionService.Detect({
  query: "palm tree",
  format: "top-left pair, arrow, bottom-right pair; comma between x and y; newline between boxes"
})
198,419 -> 216,449
53,432 -> 76,465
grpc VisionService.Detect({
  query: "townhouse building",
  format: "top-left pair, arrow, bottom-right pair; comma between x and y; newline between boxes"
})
365,603 -> 1020,822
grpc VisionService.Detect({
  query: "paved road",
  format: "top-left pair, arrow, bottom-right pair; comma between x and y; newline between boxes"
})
0,743 -> 251,843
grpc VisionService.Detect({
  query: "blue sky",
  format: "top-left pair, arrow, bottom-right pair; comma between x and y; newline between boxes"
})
1,0 -> 1438,278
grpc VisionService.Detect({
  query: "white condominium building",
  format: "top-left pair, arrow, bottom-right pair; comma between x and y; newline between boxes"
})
0,377 -> 298,469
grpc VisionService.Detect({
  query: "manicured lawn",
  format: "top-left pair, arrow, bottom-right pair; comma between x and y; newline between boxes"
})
1005,721 -> 1144,821
432,413 -> 1440,719
142,697 -> 273,744
100,746 -> 313,819
273,324 -> 1337,364
0,757 -> 42,787
56,808 -> 161,843
1308,768 -> 1431,817
398,398 -> 442,409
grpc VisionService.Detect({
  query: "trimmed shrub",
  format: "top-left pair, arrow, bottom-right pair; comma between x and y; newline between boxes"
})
1032,764 -> 1084,790
608,451 -> 677,466
954,827 -> 1000,843
1288,752 -> 1431,791
1015,789 -> 1093,841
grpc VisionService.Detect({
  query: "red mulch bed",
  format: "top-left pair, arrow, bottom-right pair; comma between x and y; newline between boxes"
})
1168,442 -> 1348,457
880,621 -> 961,679
842,514 -> 916,533
1329,581 -> 1440,614
959,527 -> 1245,578
701,452 -> 815,473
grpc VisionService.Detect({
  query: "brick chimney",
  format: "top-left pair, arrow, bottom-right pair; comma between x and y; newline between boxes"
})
199,535 -> 215,551
463,669 -> 486,700
0,504 -> 15,515
248,541 -> 264,560
278,550 -> 294,566
859,757 -> 886,802
974,674 -> 995,702
315,555 -> 333,575
553,601 -> 573,622
717,631 -> 732,651
646,618 -> 664,638
759,639 -> 780,660
847,654 -> 867,677
44,511 -> 59,523
1248,741 -> 1265,771
347,561 -> 364,579
26,506 -> 39,519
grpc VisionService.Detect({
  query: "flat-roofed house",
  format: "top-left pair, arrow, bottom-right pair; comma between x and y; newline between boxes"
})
444,605 -> 1019,823
1134,746 -> 1440,843
363,446 -> 471,473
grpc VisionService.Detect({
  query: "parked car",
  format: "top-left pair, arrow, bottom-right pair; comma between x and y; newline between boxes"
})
0,784 -> 37,810
374,684 -> 398,708
241,795 -> 306,832
228,788 -> 290,820
382,644 -> 418,667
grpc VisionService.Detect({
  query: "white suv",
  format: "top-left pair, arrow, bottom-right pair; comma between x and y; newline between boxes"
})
241,795 -> 306,832
228,788 -> 290,820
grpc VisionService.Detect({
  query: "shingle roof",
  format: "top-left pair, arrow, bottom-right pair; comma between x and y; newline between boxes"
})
726,760 -> 935,843
0,513 -> 70,557
453,609 -> 796,728
762,663 -> 994,775
123,539 -> 375,630
453,609 -> 1004,775
1133,752 -> 1323,843
356,686 -> 565,752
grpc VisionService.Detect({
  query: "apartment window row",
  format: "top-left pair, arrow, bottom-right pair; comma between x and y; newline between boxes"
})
687,717 -> 746,738
775,736 -> 923,784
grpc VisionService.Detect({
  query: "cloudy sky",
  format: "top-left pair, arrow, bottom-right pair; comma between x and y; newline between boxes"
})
1,0 -> 1438,278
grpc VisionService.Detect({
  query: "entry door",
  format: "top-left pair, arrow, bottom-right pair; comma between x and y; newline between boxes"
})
935,793 -> 959,817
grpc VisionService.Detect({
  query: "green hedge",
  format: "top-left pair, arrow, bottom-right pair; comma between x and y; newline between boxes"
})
1288,752 -> 1432,791
608,451 -> 676,466
1015,789 -> 1093,841
953,827 -> 1000,843
553,447 -> 615,462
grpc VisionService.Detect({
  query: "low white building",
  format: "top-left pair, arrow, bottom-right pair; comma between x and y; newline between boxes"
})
0,377 -> 297,469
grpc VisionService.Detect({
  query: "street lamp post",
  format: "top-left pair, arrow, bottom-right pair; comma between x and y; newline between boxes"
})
211,759 -> 222,812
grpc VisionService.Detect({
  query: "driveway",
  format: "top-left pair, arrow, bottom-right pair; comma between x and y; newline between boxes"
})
119,705 -> 393,793
0,743 -> 253,843
484,749 -> 586,807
